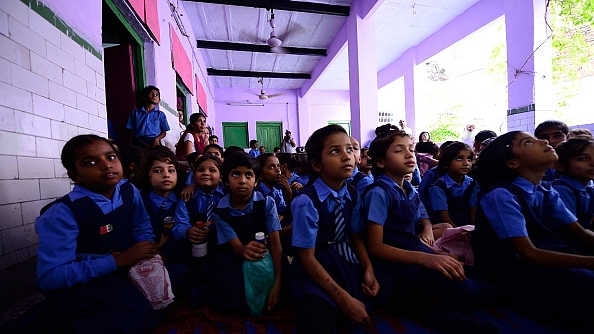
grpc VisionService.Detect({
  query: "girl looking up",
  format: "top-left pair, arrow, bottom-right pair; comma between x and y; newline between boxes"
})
552,137 -> 594,230
364,130 -> 497,333
210,152 -> 283,315
290,124 -> 379,334
472,131 -> 594,331
34,135 -> 164,333
428,141 -> 478,230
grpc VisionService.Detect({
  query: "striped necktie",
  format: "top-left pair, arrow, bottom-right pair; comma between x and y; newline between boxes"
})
332,196 -> 359,264
206,194 -> 214,221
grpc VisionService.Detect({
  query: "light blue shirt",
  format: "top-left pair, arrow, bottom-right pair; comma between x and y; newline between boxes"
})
258,182 -> 287,214
480,177 -> 576,239
291,178 -> 364,249
429,174 -> 478,211
173,185 -> 225,241
214,191 -> 281,245
125,106 -> 170,138
35,180 -> 154,291
363,174 -> 429,227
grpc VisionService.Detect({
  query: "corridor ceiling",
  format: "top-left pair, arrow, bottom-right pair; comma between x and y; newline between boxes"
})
181,0 -> 483,92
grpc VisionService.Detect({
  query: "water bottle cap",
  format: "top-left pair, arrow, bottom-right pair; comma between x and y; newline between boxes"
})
164,216 -> 174,223
195,221 -> 205,227
255,232 -> 265,241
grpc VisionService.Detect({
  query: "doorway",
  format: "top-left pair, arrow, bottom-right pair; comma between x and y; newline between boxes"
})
256,122 -> 282,154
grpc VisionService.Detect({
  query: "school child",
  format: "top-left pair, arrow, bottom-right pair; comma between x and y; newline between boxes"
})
552,137 -> 594,230
203,143 -> 224,162
290,125 -> 379,334
120,143 -> 144,187
184,151 -> 200,186
257,153 -> 291,216
291,153 -> 310,191
418,141 -> 455,213
428,141 -> 479,229
359,147 -> 373,180
363,130 -> 497,334
138,146 -> 185,257
348,137 -> 373,194
34,134 -> 165,333
209,151 -> 283,314
472,131 -> 594,331
248,139 -> 260,158
126,85 -> 170,148
534,120 -> 569,181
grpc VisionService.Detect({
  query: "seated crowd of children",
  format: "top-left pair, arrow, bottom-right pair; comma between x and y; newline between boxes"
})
22,119 -> 594,334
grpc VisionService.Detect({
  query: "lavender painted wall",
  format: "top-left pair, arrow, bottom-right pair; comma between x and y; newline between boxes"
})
43,0 -> 102,47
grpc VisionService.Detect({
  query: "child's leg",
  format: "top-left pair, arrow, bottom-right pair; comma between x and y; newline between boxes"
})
295,294 -> 338,334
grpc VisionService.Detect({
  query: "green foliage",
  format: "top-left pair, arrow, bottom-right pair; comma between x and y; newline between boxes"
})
428,111 -> 463,143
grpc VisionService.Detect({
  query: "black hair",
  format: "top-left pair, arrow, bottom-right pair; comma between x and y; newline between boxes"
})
418,131 -> 430,142
138,146 -> 184,194
534,120 -> 569,137
220,151 -> 261,184
257,153 -> 276,167
374,123 -> 399,136
273,147 -> 281,152
189,112 -> 206,123
193,154 -> 222,174
474,130 -> 497,144
222,145 -> 245,160
473,131 -> 522,191
277,152 -> 296,170
415,141 -> 439,155
554,137 -> 594,177
61,134 -> 120,174
208,134 -> 218,141
304,124 -> 348,181
249,139 -> 258,148
437,141 -> 474,176
368,130 -> 411,177
141,85 -> 159,97
204,144 -> 224,156
186,151 -> 200,165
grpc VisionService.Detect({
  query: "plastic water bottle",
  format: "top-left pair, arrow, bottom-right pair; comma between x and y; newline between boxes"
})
163,216 -> 175,237
255,232 -> 268,254
191,221 -> 208,257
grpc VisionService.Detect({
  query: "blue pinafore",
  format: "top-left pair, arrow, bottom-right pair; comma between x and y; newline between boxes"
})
429,179 -> 475,226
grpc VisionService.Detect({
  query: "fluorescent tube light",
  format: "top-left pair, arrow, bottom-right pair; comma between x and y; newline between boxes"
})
227,102 -> 265,106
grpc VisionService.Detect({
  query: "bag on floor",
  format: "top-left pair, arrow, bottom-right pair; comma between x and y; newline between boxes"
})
128,254 -> 175,310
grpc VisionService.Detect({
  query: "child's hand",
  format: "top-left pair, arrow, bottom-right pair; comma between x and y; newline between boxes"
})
156,233 -> 170,249
241,241 -> 267,261
280,224 -> 292,238
181,183 -> 197,202
276,174 -> 291,191
186,225 -> 208,244
266,281 -> 282,312
113,241 -> 157,268
361,268 -> 380,298
290,182 -> 303,192
419,228 -> 435,246
340,295 -> 371,326
423,254 -> 465,281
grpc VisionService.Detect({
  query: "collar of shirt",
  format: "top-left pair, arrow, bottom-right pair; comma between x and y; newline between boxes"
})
559,175 -> 589,191
193,184 -> 225,199
141,105 -> 159,113
149,190 -> 177,209
69,179 -> 126,214
217,191 -> 265,210
378,174 -> 416,199
313,177 -> 351,204
443,173 -> 472,188
512,176 -> 542,194
258,182 -> 273,195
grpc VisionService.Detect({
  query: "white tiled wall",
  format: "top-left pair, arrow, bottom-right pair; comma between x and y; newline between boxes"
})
0,0 -> 107,271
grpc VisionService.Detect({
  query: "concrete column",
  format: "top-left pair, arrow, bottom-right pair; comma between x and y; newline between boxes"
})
402,49 -> 418,135
505,0 -> 552,132
347,2 -> 379,145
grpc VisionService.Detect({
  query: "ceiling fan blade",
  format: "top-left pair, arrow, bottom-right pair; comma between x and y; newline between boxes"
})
266,92 -> 284,99
277,22 -> 306,43
270,46 -> 288,54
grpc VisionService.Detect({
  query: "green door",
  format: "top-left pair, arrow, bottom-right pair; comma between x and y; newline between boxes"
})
256,122 -> 282,153
222,122 -> 248,149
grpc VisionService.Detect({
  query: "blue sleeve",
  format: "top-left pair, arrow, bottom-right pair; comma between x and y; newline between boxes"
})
291,194 -> 319,249
35,203 -> 117,291
363,186 -> 390,226
273,188 -> 287,214
546,188 -> 578,229
265,197 -> 282,233
468,184 -> 480,207
553,184 -> 578,216
159,111 -> 170,131
429,185 -> 448,211
411,165 -> 421,186
125,111 -> 135,131
480,188 -> 528,239
173,199 -> 191,241
131,188 -> 155,242
417,199 -> 429,220
214,211 -> 237,245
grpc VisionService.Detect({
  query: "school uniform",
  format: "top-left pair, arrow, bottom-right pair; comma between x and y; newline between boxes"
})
417,166 -> 439,212
428,174 -> 478,226
141,190 -> 185,261
290,178 -> 369,319
125,106 -> 170,147
209,191 -> 281,314
552,175 -> 594,230
347,168 -> 373,194
363,175 -> 490,308
35,180 -> 165,333
258,182 -> 287,215
473,177 -> 594,329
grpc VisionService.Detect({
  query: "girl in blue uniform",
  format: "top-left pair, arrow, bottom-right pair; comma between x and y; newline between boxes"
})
348,136 -> 373,194
472,131 -> 594,331
428,141 -> 479,229
364,130 -> 497,334
210,151 -> 283,314
257,153 -> 291,217
291,125 -> 379,334
552,137 -> 594,230
34,134 -> 164,333
138,146 -> 185,259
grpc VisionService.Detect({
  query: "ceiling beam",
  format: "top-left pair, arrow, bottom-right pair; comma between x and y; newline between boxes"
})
207,69 -> 311,79
183,0 -> 350,16
197,40 -> 327,56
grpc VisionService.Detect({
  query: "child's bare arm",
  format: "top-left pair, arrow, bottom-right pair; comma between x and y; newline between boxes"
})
418,218 -> 435,246
180,183 -> 197,202
299,248 -> 371,325
350,233 -> 379,297
266,231 -> 283,311
512,236 -> 594,268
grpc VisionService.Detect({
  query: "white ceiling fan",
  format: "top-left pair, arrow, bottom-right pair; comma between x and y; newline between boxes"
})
257,77 -> 283,100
